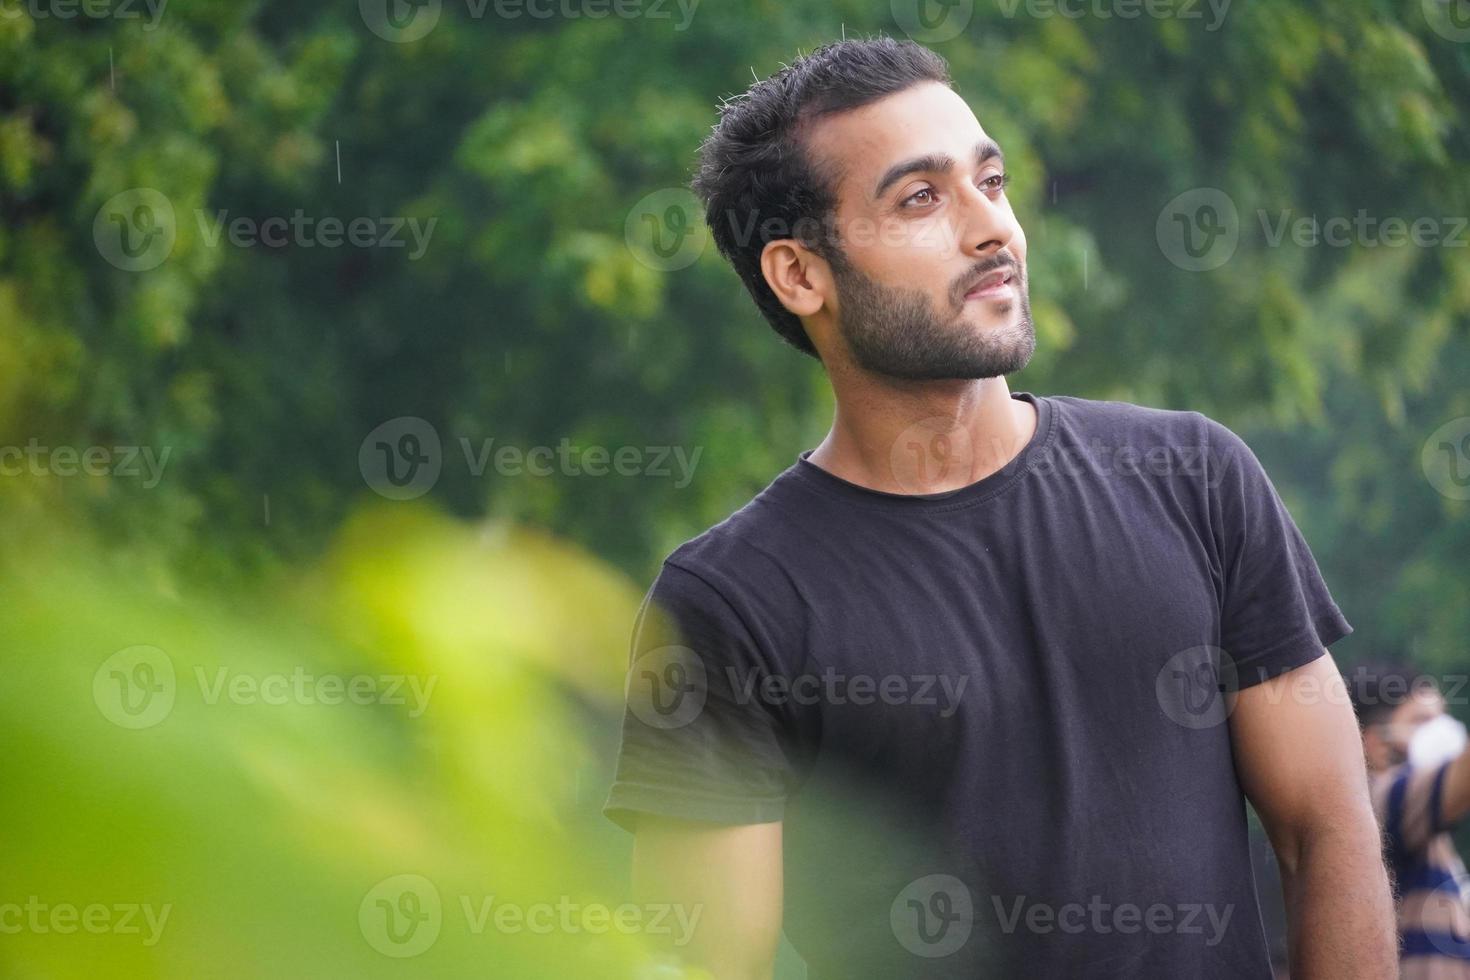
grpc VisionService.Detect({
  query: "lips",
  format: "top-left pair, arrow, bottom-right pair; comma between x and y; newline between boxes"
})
964,266 -> 1016,299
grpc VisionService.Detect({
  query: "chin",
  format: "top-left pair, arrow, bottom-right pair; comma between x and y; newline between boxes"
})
961,303 -> 1017,329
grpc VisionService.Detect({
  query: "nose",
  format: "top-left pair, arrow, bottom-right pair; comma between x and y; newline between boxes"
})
956,180 -> 1019,259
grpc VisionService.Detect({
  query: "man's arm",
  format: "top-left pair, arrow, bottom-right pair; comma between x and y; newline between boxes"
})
1228,650 -> 1398,979
1434,739 -> 1470,829
631,815 -> 783,980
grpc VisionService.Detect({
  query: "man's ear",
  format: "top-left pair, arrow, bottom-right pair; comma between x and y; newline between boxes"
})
760,239 -> 829,319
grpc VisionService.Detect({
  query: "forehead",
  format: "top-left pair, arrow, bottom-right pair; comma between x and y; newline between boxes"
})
1393,687 -> 1446,721
803,81 -> 989,204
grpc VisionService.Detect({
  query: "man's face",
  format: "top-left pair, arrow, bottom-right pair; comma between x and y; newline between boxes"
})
803,81 -> 1033,380
1377,688 -> 1447,756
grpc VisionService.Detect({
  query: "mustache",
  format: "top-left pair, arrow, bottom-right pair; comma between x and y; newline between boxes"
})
953,254 -> 1023,305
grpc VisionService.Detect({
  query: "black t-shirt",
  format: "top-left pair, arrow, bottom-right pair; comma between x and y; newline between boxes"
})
605,391 -> 1352,979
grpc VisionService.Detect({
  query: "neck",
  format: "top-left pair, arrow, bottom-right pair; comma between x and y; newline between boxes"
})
807,367 -> 1037,495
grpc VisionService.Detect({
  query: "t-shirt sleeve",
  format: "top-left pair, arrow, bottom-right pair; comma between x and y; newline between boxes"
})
602,560 -> 794,833
1372,761 -> 1455,857
1204,417 -> 1353,688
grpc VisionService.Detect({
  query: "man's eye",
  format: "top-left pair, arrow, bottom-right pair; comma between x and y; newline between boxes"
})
902,175 -> 1007,208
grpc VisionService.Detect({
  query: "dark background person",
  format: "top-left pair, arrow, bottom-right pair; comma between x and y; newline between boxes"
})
1351,663 -> 1470,978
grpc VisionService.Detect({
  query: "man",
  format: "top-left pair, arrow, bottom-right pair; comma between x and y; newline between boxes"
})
605,37 -> 1396,979
1351,663 -> 1470,977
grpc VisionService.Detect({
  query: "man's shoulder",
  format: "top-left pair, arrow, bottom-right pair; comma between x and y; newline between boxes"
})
1047,393 -> 1219,442
661,463 -> 811,590
634,467 -> 816,658
1045,394 -> 1253,476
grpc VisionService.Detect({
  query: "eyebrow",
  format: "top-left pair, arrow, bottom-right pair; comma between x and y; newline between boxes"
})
872,138 -> 1005,201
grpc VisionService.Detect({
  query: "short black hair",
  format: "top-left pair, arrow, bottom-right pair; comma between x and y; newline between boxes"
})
1345,661 -> 1437,729
690,37 -> 953,358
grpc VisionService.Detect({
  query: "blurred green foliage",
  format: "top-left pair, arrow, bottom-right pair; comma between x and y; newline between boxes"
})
2,0 -> 1468,663
2,0 -> 1470,974
0,500 -> 689,976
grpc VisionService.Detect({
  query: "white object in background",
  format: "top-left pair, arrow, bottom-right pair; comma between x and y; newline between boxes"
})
1410,714 -> 1469,770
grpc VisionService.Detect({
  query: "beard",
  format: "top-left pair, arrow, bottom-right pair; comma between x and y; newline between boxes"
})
828,252 -> 1036,381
